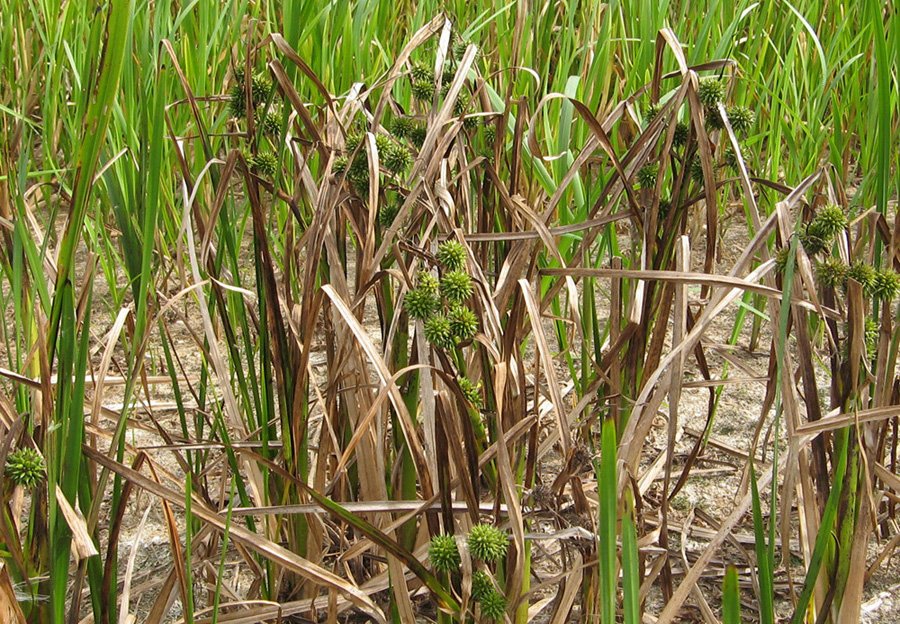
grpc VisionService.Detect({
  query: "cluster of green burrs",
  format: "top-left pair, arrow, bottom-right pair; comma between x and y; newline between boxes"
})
5,447 -> 45,489
405,240 -> 480,352
229,62 -> 283,179
427,523 -> 510,620
333,129 -> 414,199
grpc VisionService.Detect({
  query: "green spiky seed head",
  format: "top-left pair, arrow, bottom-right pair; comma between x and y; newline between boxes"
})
405,288 -> 438,320
410,62 -> 435,83
800,219 -> 832,256
636,163 -> 659,189
657,197 -> 672,219
847,262 -> 876,292
449,305 -> 478,341
815,257 -> 848,289
229,83 -> 247,118
478,589 -> 507,620
812,205 -> 848,240
727,105 -> 755,133
441,271 -> 474,303
384,144 -> 412,175
642,101 -> 660,122
722,145 -> 743,171
673,121 -> 689,147
345,132 -> 363,154
424,314 -> 456,349
705,106 -> 725,131
255,106 -> 282,135
251,72 -> 272,104
454,92 -> 478,129
375,133 -> 392,156
698,77 -> 727,107
774,246 -> 793,275
410,125 -> 427,148
453,40 -> 468,61
417,271 -> 440,296
390,116 -> 414,139
872,269 -> 900,301
471,570 -> 493,601
249,152 -> 278,177
467,524 -> 509,562
484,123 -> 496,146
690,157 -> 706,185
458,377 -> 483,407
442,67 -> 456,86
233,65 -> 247,86
333,156 -> 349,175
5,448 -> 45,489
437,240 -> 467,270
428,534 -> 461,572
865,318 -> 879,357
411,79 -> 434,102
378,201 -> 400,227
349,167 -> 370,196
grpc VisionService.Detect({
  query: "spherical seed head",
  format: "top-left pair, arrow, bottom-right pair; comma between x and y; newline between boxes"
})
437,240 -> 467,270
255,106 -> 281,135
815,257 -> 848,289
384,144 -> 413,175
636,162 -> 659,189
428,534 -> 461,572
410,62 -> 435,83
727,105 -> 755,133
345,132 -> 363,154
233,65 -> 247,86
229,83 -> 247,118
377,201 -> 400,227
348,152 -> 369,179
454,92 -> 478,129
690,157 -> 706,185
672,121 -> 689,147
774,246 -> 793,274
375,133 -> 392,156
722,145 -> 743,170
467,524 -> 509,562
250,152 -> 278,177
251,72 -> 272,105
812,205 -> 848,240
405,288 -> 438,320
333,156 -> 349,175
410,125 -> 427,148
449,305 -> 478,341
847,262 -> 876,292
872,269 -> 900,301
442,67 -> 456,86
441,271 -> 474,303
424,314 -> 456,349
390,116 -> 414,139
704,106 -> 725,131
657,197 -> 672,219
800,219 -> 832,256
865,317 -> 879,356
698,77 -> 726,107
484,123 -> 496,145
5,448 -> 45,489
642,101 -> 660,122
453,40 -> 468,61
458,377 -> 483,407
411,79 -> 434,102
471,570 -> 492,601
478,589 -> 507,620
417,271 -> 440,296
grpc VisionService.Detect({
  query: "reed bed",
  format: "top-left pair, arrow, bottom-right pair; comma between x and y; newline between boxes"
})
0,1 -> 898,623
